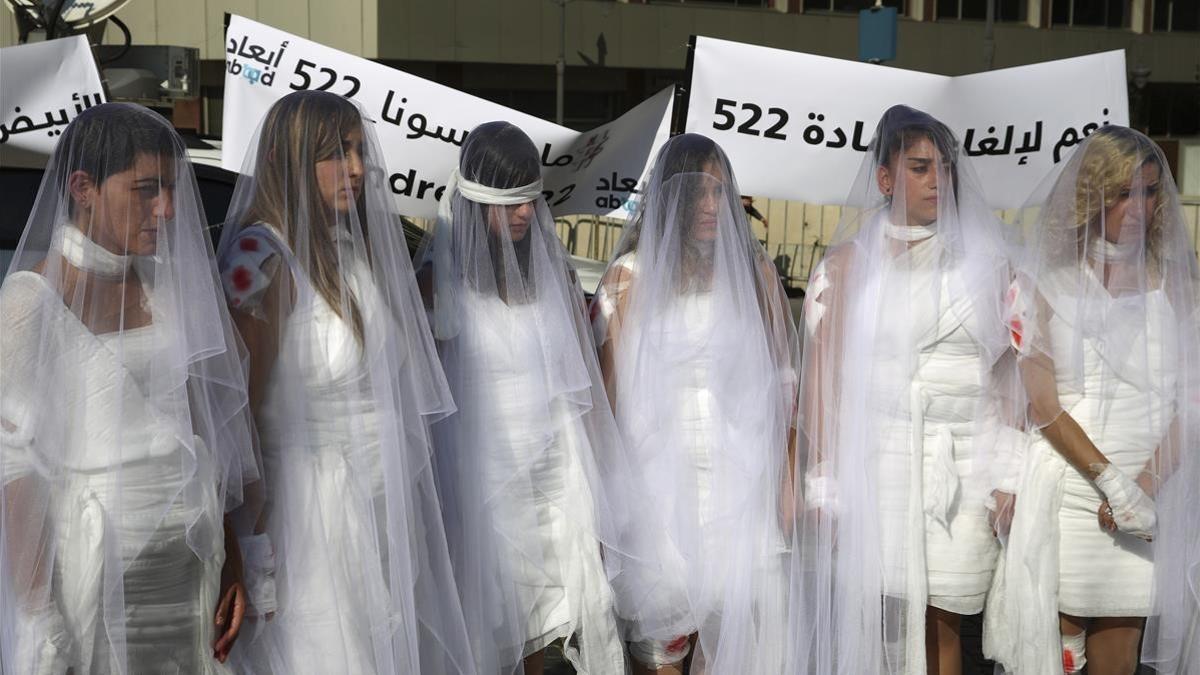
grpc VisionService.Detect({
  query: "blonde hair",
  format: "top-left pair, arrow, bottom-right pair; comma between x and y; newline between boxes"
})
245,91 -> 366,344
1074,126 -> 1167,270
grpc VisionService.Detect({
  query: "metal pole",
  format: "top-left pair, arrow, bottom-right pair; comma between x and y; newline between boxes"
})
984,0 -> 995,70
556,0 -> 565,125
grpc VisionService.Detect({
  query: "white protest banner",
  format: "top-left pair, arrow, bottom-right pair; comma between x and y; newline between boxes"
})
0,36 -> 106,164
684,36 -> 1128,209
223,15 -> 673,218
936,54 -> 1127,206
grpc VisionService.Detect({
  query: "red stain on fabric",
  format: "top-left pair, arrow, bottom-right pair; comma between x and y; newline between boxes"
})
231,266 -> 253,292
1010,318 -> 1024,348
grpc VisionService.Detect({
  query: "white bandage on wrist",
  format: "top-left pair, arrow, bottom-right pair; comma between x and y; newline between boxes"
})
239,533 -> 277,616
1093,463 -> 1156,540
16,603 -> 70,675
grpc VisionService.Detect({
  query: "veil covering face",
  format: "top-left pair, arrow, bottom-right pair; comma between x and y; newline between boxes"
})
984,126 -> 1200,674
787,105 -> 1023,675
214,91 -> 473,675
591,133 -> 798,673
419,121 -> 632,674
0,103 -> 260,674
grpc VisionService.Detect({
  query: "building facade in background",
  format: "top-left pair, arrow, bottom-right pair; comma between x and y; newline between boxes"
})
2,0 -> 1196,286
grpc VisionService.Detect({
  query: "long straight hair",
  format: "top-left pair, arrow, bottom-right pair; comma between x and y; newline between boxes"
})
245,91 -> 367,344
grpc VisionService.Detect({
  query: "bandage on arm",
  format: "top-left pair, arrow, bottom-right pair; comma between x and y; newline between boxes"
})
594,264 -> 632,413
1019,311 -> 1155,538
238,532 -> 277,616
798,256 -> 844,514
1038,413 -> 1156,538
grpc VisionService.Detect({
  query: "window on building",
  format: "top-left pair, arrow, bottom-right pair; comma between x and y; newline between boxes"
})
647,0 -> 774,7
936,0 -> 1027,20
1141,82 -> 1200,136
1051,0 -> 1130,28
808,0 -> 904,14
1154,0 -> 1200,31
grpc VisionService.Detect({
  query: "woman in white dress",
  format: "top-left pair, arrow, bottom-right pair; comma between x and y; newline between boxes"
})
592,133 -> 797,675
420,121 -> 630,675
0,103 -> 259,674
216,91 -> 474,675
789,105 -> 1023,675
987,126 -> 1200,674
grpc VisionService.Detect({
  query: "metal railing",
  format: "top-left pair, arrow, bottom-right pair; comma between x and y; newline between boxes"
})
554,215 -> 627,261
553,197 -> 1200,293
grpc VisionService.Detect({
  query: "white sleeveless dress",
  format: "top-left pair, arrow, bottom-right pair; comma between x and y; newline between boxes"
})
983,264 -> 1177,673
225,225 -> 396,675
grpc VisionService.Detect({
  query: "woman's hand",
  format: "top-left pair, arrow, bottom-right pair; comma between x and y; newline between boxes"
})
213,520 -> 248,663
1097,499 -> 1117,533
1096,499 -> 1152,541
988,491 -> 1016,539
213,573 -> 247,663
1093,464 -> 1156,541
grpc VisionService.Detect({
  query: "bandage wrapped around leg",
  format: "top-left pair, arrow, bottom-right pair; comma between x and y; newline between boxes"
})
1060,629 -> 1086,673
629,636 -> 692,668
804,463 -> 838,513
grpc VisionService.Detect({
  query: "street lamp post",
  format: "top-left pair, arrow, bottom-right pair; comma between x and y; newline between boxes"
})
555,0 -> 567,126
984,0 -> 996,70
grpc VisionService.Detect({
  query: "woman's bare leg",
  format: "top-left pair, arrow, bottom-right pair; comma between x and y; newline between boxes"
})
1060,613 -> 1089,673
1086,617 -> 1144,675
523,647 -> 545,675
925,606 -> 963,675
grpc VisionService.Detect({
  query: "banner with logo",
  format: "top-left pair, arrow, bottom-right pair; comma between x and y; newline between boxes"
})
223,15 -> 674,218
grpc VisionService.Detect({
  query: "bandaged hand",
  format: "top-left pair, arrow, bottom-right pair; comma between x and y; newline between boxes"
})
987,490 -> 1016,539
1092,463 -> 1155,540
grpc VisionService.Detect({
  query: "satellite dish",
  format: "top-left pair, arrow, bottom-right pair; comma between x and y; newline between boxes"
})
5,0 -> 132,41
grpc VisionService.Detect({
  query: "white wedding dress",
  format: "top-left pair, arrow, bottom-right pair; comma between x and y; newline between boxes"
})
1,270 -> 227,675
225,224 -> 396,675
